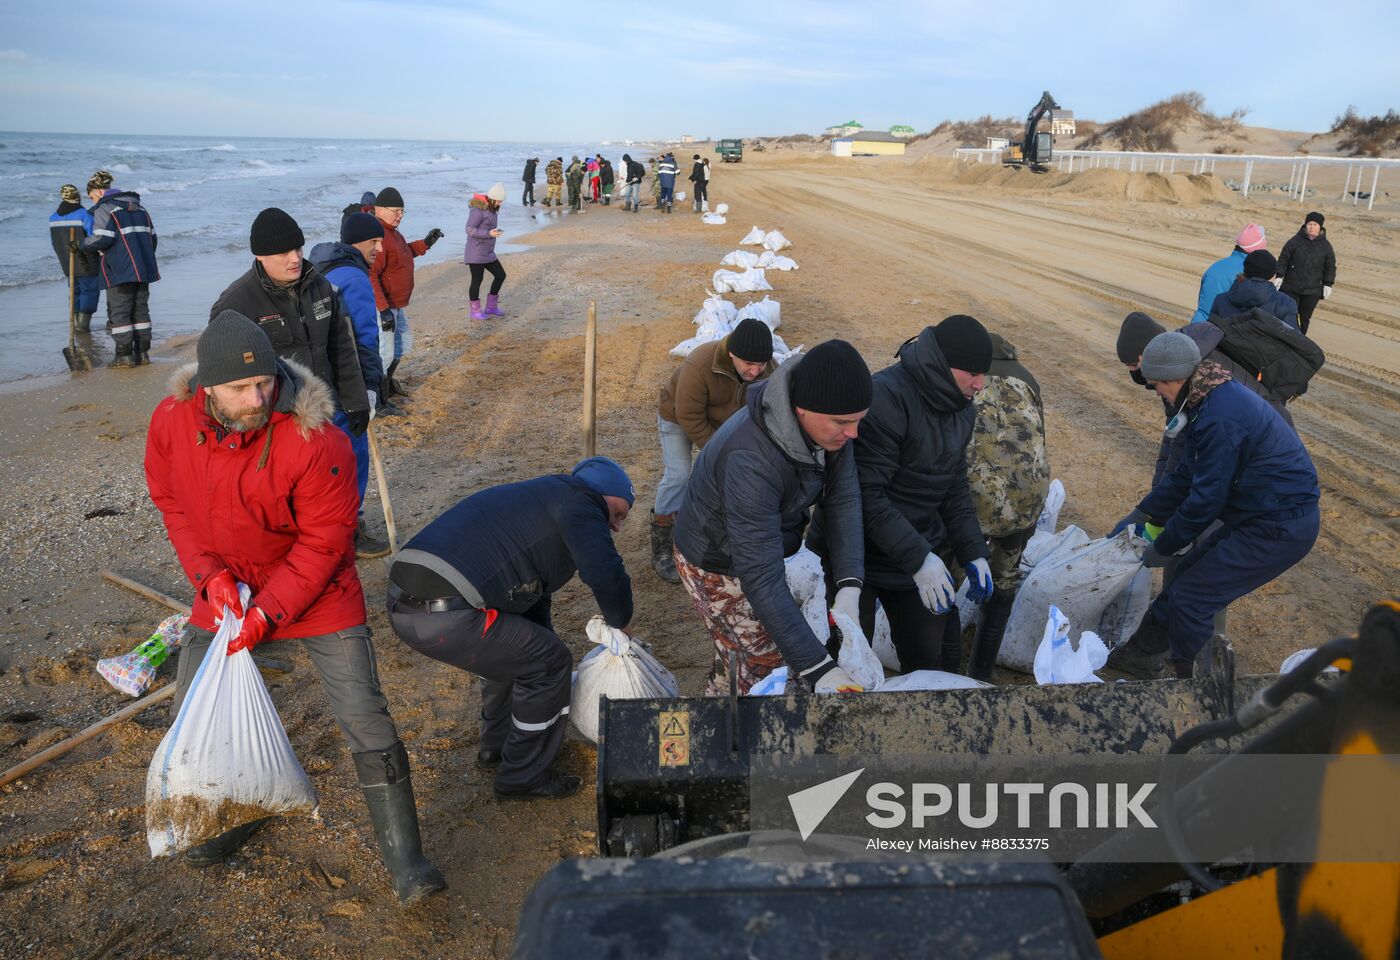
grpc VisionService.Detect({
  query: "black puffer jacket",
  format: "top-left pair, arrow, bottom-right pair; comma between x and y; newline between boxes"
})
1277,225 -> 1337,297
523,158 -> 538,183
209,261 -> 369,415
810,328 -> 986,589
674,356 -> 864,676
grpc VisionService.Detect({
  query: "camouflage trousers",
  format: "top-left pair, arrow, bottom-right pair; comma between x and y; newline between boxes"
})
673,547 -> 783,696
545,182 -> 562,204
987,525 -> 1037,593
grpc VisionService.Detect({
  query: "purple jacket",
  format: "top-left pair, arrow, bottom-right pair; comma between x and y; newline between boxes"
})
463,199 -> 498,265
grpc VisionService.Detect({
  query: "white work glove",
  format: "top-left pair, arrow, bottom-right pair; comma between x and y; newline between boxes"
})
814,665 -> 864,694
961,557 -> 994,604
913,553 -> 955,613
1322,285 -> 1332,300
1270,276 -> 1283,290
832,585 -> 861,626
366,389 -> 378,419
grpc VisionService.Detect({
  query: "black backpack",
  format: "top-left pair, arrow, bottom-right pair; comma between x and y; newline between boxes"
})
1208,308 -> 1326,401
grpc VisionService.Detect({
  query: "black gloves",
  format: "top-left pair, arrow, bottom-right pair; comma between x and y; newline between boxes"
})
1142,543 -> 1171,569
424,228 -> 444,248
1109,508 -> 1150,539
68,239 -> 82,255
346,409 -> 371,436
379,309 -> 396,332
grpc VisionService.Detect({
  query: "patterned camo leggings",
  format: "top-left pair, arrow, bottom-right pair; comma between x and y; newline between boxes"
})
673,547 -> 783,696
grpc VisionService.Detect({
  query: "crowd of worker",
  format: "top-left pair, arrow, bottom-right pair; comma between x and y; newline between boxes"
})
520,152 -> 711,215
45,157 -> 1337,906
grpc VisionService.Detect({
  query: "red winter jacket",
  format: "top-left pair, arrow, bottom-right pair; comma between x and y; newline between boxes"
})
369,222 -> 427,310
144,359 -> 365,638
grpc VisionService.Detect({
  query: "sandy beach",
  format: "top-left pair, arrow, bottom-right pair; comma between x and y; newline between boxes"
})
2,149 -> 1398,957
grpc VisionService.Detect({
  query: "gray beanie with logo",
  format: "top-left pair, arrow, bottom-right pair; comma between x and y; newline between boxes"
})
197,311 -> 278,387
1139,332 -> 1201,382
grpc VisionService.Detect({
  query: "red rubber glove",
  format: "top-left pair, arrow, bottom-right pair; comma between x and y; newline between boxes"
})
226,607 -> 273,656
203,569 -> 244,622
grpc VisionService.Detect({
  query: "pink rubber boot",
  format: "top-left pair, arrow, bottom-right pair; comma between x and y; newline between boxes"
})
485,294 -> 505,317
470,300 -> 488,320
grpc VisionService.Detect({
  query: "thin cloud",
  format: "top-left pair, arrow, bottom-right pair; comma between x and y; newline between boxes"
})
0,49 -> 39,63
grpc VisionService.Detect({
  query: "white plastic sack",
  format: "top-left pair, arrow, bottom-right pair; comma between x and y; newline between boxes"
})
676,191 -> 686,202
715,203 -> 729,215
1020,524 -> 1090,572
998,530 -> 1146,673
741,225 -> 766,245
878,670 -> 991,692
1037,479 -> 1065,533
761,229 -> 792,252
736,296 -> 781,330
749,666 -> 789,696
832,611 -> 884,692
146,589 -> 317,858
1097,568 -> 1151,647
693,293 -> 738,327
701,213 -> 727,225
758,251 -> 799,271
1033,606 -> 1109,684
784,547 -> 830,642
1280,649 -> 1341,675
721,250 -> 761,268
712,267 -> 772,294
771,334 -> 800,364
695,315 -> 735,341
871,606 -> 900,672
570,617 -> 679,743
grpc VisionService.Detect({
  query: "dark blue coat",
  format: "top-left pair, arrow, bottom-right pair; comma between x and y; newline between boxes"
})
308,242 -> 384,398
394,475 -> 633,628
49,202 -> 99,277
82,189 -> 159,287
1210,278 -> 1298,329
1138,378 -> 1318,556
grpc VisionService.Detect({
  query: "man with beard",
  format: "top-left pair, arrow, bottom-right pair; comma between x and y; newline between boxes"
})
144,312 -> 444,904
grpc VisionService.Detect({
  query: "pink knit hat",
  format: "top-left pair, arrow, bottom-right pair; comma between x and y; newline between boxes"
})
1235,223 -> 1266,252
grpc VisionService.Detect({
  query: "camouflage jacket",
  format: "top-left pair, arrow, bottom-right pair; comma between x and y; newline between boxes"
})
545,160 -> 563,185
967,374 -> 1049,537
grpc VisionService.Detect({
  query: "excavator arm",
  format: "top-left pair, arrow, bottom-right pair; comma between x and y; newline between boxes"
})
1022,91 -> 1060,164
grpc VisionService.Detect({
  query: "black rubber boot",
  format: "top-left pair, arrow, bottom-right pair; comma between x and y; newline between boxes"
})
494,769 -> 582,801
75,312 -> 93,334
109,351 -> 135,369
1106,615 -> 1171,680
650,512 -> 680,584
354,741 -> 447,906
476,746 -> 502,770
356,519 -> 392,560
184,817 -> 270,867
968,587 -> 1014,681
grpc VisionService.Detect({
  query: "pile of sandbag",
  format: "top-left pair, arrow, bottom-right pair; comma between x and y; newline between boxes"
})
720,250 -> 799,271
758,251 -> 798,271
712,267 -> 773,294
671,292 -> 798,361
739,227 -> 793,251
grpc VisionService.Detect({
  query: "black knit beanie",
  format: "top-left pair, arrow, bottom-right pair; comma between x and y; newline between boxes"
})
374,186 -> 404,207
249,207 -> 305,256
198,311 -> 278,387
1244,249 -> 1278,280
726,318 -> 773,363
1116,311 -> 1166,364
790,340 -> 872,414
1304,211 -> 1325,227
341,212 -> 385,245
933,314 -> 992,374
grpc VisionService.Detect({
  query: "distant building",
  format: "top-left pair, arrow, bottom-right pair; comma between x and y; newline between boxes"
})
832,131 -> 906,157
826,120 -> 864,137
680,135 -> 695,144
889,124 -> 916,138
1050,110 -> 1076,136
986,137 -> 1009,150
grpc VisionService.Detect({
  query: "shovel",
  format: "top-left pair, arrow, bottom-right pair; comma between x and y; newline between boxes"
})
61,228 -> 92,372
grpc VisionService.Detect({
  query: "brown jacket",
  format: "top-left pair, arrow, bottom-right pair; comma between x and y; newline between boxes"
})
658,336 -> 775,447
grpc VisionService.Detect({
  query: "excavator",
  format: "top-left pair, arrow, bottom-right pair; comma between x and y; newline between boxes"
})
511,601 -> 1400,958
1004,91 -> 1060,171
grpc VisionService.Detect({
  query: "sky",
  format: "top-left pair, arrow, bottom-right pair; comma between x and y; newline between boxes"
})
1,0 -> 1396,142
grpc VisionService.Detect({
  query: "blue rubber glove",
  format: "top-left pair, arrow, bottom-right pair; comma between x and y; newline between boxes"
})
1110,508 -> 1149,539
963,558 -> 994,604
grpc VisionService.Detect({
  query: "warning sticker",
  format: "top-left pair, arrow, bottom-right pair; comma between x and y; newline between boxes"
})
659,710 -> 690,767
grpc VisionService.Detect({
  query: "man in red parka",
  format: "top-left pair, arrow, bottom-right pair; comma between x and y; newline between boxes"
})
144,310 -> 444,905
368,186 -> 442,408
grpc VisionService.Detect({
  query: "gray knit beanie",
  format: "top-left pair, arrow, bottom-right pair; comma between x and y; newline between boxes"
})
198,311 -> 278,387
1140,332 -> 1201,382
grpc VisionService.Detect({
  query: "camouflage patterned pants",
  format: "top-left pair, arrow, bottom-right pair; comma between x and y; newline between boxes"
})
987,525 -> 1037,593
673,547 -> 783,696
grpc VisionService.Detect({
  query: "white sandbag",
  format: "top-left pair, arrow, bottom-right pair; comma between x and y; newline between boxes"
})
715,203 -> 729,215
1033,606 -> 1109,684
712,267 -> 772,294
998,530 -> 1146,673
701,213 -> 727,225
693,293 -> 738,327
146,588 -> 317,858
1097,568 -> 1151,647
761,229 -> 792,252
736,296 -> 781,330
676,191 -> 686,202
721,250 -> 761,268
758,251 -> 799,271
878,670 -> 991,692
1020,524 -> 1091,572
831,610 -> 884,692
749,666 -> 789,696
741,225 -> 766,245
1037,479 -> 1065,533
669,334 -> 709,358
695,315 -> 736,341
871,605 -> 899,672
784,547 -> 830,643
1279,649 -> 1341,675
771,335 -> 801,364
570,617 -> 679,743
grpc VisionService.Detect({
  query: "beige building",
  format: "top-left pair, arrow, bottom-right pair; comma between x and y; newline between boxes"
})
832,131 -> 906,157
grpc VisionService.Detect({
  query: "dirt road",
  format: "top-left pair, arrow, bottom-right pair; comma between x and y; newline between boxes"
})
2,152 -> 1395,958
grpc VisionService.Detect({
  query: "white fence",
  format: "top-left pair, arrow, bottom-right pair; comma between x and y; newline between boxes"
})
953,148 -> 1399,210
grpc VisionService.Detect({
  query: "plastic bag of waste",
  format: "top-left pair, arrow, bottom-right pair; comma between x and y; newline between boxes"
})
1020,524 -> 1090,572
1033,606 -> 1108,684
741,225 -> 766,245
1037,478 -> 1065,533
570,616 -> 678,743
99,613 -> 188,697
998,530 -> 1145,673
749,666 -> 789,696
761,230 -> 792,252
722,250 -> 762,268
736,296 -> 781,329
1097,568 -> 1151,647
758,251 -> 799,271
693,293 -> 738,327
701,213 -> 727,225
146,588 -> 317,858
712,267 -> 772,294
878,670 -> 991,692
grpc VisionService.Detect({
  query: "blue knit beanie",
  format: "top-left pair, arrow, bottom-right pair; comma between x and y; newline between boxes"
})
572,457 -> 635,506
